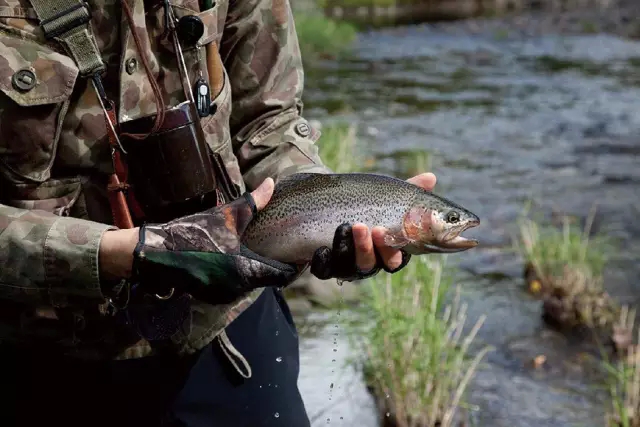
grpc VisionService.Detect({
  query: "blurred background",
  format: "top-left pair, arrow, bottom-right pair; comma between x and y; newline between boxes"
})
283,1 -> 640,426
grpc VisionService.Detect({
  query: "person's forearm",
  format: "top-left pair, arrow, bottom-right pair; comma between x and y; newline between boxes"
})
99,228 -> 139,282
0,204 -> 116,304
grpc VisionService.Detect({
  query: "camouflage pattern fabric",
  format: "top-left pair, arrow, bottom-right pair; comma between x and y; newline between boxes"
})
133,192 -> 300,308
0,0 -> 331,360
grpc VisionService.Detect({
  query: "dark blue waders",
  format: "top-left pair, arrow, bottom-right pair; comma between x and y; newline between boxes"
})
0,288 -> 311,427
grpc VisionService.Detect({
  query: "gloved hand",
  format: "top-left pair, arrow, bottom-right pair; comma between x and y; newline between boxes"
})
130,179 -> 301,306
310,222 -> 411,282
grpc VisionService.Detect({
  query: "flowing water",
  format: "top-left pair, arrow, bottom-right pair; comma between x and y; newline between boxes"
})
294,19 -> 640,427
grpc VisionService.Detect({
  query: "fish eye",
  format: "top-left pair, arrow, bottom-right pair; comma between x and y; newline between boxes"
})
446,211 -> 460,223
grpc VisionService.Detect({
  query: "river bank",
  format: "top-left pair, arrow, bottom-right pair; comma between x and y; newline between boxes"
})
320,0 -> 630,28
425,1 -> 640,39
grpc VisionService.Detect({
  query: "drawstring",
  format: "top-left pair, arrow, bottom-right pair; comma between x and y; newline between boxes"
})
216,330 -> 252,379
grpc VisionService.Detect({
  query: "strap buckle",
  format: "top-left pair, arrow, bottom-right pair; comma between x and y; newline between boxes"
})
40,1 -> 92,40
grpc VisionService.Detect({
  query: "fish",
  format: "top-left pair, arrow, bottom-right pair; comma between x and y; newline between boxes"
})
241,173 -> 480,264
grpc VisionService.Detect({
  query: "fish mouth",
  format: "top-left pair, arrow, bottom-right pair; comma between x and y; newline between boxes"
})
435,219 -> 480,253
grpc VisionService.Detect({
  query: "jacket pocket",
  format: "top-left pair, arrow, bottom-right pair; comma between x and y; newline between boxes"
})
0,30 -> 79,183
1,176 -> 86,218
154,1 -> 227,55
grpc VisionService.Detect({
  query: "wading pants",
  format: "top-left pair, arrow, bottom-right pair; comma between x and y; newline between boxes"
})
0,288 -> 311,427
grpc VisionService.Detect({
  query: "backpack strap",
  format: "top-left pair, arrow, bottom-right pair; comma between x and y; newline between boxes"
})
27,0 -> 106,77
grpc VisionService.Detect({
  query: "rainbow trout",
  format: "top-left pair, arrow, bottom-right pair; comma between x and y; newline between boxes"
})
242,173 -> 480,263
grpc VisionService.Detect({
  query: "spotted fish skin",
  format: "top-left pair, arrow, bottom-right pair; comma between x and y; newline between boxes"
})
242,173 -> 479,263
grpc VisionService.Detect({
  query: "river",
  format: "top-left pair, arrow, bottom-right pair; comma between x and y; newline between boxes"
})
294,18 -> 640,427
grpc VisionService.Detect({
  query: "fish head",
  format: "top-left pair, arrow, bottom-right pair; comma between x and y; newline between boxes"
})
400,196 -> 480,254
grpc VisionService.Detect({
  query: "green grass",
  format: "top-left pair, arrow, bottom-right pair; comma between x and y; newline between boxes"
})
515,206 -> 620,329
343,257 -> 490,427
493,28 -> 510,40
604,306 -> 640,427
384,149 -> 433,180
318,0 -> 429,7
315,122 -> 434,177
581,20 -> 599,34
318,0 -> 395,7
515,208 -> 636,426
316,121 -> 362,173
294,13 -> 358,67
516,207 -> 610,282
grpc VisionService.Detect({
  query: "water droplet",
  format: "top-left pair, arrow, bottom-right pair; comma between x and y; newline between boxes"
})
386,412 -> 390,417
327,417 -> 331,423
276,356 -> 282,362
333,349 -> 337,352
275,330 -> 279,336
385,393 -> 390,399
330,383 -> 334,389
260,385 -> 262,389
340,417 -> 343,420
332,359 -> 336,362
274,412 -> 280,418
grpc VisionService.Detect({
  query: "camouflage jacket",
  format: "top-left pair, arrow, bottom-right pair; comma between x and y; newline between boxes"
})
0,0 -> 330,360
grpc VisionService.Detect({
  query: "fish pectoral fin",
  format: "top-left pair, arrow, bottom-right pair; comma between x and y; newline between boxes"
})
383,229 -> 410,249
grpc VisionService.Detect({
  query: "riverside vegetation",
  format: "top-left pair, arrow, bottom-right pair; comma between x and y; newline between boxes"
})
346,258 -> 491,427
516,206 -> 620,333
293,10 -> 358,67
514,208 -> 640,426
605,306 -> 640,427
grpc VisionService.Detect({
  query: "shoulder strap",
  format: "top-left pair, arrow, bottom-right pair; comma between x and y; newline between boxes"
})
27,0 -> 138,229
27,0 -> 106,77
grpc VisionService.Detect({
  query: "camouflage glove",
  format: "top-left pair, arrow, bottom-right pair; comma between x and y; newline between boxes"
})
310,223 -> 411,282
130,193 -> 300,305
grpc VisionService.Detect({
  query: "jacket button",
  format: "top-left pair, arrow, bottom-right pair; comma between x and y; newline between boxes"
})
125,57 -> 137,75
12,69 -> 37,91
295,122 -> 311,138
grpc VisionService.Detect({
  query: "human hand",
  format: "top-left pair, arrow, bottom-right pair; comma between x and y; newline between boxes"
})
131,178 -> 301,305
354,172 -> 437,271
309,172 -> 437,282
